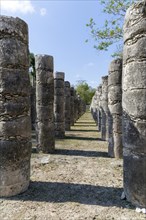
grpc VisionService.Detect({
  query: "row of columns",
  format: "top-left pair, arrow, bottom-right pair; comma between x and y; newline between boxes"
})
90,0 -> 146,209
0,16 -> 86,197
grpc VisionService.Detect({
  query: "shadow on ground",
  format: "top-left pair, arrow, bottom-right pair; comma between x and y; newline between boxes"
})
54,149 -> 109,158
74,124 -> 96,127
65,135 -> 103,141
7,181 -> 133,209
71,129 -> 98,132
75,121 -> 96,124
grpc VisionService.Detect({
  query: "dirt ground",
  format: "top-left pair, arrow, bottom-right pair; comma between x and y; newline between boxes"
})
0,112 -> 145,220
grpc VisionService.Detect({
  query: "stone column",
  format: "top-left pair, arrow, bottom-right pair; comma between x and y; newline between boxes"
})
74,91 -> 78,123
98,85 -> 102,132
0,16 -> 31,197
65,81 -> 71,131
90,94 -> 98,124
108,59 -> 122,158
35,55 -> 55,153
70,87 -> 75,126
101,76 -> 108,141
123,0 -> 146,208
54,72 -> 65,138
30,85 -> 36,130
95,85 -> 102,130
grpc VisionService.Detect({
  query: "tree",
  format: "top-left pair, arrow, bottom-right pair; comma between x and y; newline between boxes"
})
75,80 -> 96,105
86,0 -> 136,57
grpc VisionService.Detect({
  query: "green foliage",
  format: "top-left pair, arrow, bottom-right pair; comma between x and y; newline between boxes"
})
86,0 -> 136,57
75,80 -> 96,105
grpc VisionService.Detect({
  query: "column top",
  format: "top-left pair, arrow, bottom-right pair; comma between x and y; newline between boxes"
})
54,72 -> 65,80
0,15 -> 28,43
65,81 -> 70,87
35,55 -> 54,72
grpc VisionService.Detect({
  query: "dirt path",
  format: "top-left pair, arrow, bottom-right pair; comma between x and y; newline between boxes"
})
0,112 -> 145,220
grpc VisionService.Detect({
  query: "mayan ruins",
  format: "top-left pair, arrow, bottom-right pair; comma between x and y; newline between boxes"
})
0,16 -> 31,196
65,81 -> 71,131
122,1 -> 146,208
35,55 -> 55,153
54,72 -> 65,138
70,87 -> 75,126
108,58 -> 122,158
0,0 -> 146,219
101,76 -> 108,141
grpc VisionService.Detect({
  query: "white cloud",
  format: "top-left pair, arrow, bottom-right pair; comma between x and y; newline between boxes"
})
40,8 -> 47,16
87,62 -> 94,67
1,0 -> 35,14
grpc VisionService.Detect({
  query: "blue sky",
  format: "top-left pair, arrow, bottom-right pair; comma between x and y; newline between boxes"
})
1,0 -> 118,88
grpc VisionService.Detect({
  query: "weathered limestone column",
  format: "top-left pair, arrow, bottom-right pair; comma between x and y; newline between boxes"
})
90,94 -> 98,124
123,0 -> 146,208
101,76 -> 108,140
0,16 -> 31,197
65,81 -> 71,131
74,91 -> 78,123
35,55 -> 55,153
95,85 -> 102,130
98,85 -> 102,132
70,87 -> 75,126
108,59 -> 122,158
54,72 -> 65,138
30,85 -> 36,130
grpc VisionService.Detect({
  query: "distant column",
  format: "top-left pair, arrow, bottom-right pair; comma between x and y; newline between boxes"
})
65,81 -> 71,131
96,85 -> 102,131
101,76 -> 108,141
123,1 -> 146,208
54,72 -> 65,138
70,87 -> 75,126
0,16 -> 31,197
30,85 -> 36,130
74,91 -> 78,123
98,85 -> 102,132
108,59 -> 122,158
35,55 -> 55,153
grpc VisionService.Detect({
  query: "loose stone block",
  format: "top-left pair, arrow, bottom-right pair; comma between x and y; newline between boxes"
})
35,55 -> 55,153
65,81 -> 71,131
0,16 -> 31,197
101,76 -> 108,141
108,59 -> 122,158
123,0 -> 146,208
54,72 -> 65,138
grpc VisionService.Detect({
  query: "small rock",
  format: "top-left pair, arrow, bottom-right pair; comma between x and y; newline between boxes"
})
136,207 -> 141,213
40,156 -> 50,164
142,208 -> 146,214
121,191 -> 126,200
136,207 -> 146,214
